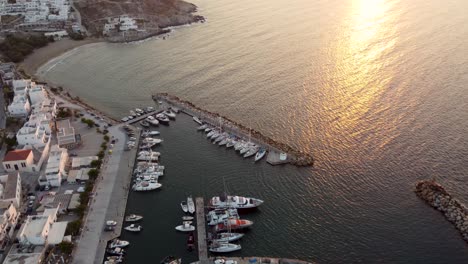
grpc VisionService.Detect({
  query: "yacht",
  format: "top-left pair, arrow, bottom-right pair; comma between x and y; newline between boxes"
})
197,124 -> 208,131
215,219 -> 254,232
209,195 -> 264,209
212,232 -> 244,243
207,209 -> 239,226
106,247 -> 125,256
175,221 -> 195,232
181,201 -> 188,213
209,242 -> 241,253
214,133 -> 226,144
135,108 -> 144,114
124,224 -> 142,232
156,113 -> 170,125
142,138 -> 163,145
130,110 -> 136,116
142,130 -> 160,136
137,152 -> 160,162
243,146 -> 259,158
125,214 -> 143,222
139,143 -> 157,149
132,181 -> 162,191
163,110 -> 176,119
255,148 -> 267,162
187,196 -> 195,214
146,106 -> 155,112
226,139 -> 237,148
140,120 -> 150,127
109,239 -> 130,249
193,116 -> 203,125
234,140 -> 245,151
218,137 -> 229,146
146,116 -> 160,126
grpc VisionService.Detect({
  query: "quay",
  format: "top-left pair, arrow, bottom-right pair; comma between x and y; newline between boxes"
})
196,197 -> 209,262
191,257 -> 316,264
152,93 -> 314,166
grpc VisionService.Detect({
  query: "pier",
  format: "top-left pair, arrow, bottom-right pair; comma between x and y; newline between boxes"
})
152,93 -> 314,166
195,197 -> 209,262
191,257 -> 316,264
126,110 -> 162,124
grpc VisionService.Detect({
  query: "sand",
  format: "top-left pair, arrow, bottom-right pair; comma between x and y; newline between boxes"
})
19,38 -> 103,76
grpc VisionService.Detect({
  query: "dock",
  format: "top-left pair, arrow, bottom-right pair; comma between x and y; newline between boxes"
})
191,256 -> 316,264
126,110 -> 161,124
266,150 -> 290,165
195,197 -> 209,262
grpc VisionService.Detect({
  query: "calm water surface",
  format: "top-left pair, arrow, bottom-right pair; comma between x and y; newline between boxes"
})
39,0 -> 468,262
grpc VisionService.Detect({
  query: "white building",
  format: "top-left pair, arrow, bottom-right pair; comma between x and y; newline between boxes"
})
8,93 -> 31,117
0,204 -> 19,250
2,149 -> 34,172
103,15 -> 138,35
17,205 -> 67,246
0,173 -> 22,209
71,156 -> 98,169
28,84 -> 47,106
43,145 -> 68,187
11,79 -> 32,95
56,119 -> 77,149
0,0 -> 70,23
16,112 -> 52,147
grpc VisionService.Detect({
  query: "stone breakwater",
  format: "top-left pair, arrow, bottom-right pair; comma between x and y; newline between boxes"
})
153,93 -> 314,166
415,180 -> 468,243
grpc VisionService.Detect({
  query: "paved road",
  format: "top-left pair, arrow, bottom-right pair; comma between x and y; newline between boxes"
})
0,85 -> 7,129
72,123 -> 135,264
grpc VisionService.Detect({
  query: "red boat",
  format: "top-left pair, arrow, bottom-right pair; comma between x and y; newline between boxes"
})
215,219 -> 253,232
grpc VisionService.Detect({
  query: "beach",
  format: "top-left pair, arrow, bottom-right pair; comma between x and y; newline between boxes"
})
19,38 -> 102,76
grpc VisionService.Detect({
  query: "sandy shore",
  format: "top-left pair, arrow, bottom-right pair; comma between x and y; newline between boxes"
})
18,38 -> 103,76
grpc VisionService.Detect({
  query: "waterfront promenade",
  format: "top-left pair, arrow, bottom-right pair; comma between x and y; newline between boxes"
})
73,124 -> 138,264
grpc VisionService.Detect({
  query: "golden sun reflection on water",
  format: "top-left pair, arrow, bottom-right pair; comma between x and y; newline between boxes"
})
316,0 -> 400,155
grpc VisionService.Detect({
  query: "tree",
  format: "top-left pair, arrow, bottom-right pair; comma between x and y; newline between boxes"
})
103,135 -> 110,142
65,219 -> 82,236
97,150 -> 105,159
90,160 -> 102,168
58,241 -> 74,254
85,119 -> 95,128
88,168 -> 99,180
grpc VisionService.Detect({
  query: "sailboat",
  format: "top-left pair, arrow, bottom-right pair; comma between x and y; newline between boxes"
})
209,242 -> 241,253
187,196 -> 195,214
255,148 -> 267,162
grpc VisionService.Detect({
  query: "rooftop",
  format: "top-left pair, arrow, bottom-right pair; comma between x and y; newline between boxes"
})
3,245 -> 45,264
47,221 -> 68,245
3,149 -> 32,162
23,216 -> 48,238
3,173 -> 20,200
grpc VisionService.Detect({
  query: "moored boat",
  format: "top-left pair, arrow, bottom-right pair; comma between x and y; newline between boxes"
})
187,196 -> 195,214
161,256 -> 182,264
209,242 -> 241,253
132,181 -> 162,191
124,224 -> 142,232
212,232 -> 244,243
109,239 -> 130,249
182,216 -> 194,221
181,201 -> 188,213
175,221 -> 195,232
163,110 -> 177,119
209,194 -> 264,209
106,247 -> 125,256
255,148 -> 267,162
156,113 -> 170,125
193,116 -> 203,125
197,124 -> 208,131
140,120 -> 150,127
125,214 -> 143,222
243,145 -> 259,158
207,209 -> 239,226
215,219 -> 254,232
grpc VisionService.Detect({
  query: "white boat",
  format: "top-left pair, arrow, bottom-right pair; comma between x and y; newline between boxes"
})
106,256 -> 124,263
140,120 -> 150,127
146,106 -> 155,112
207,131 -> 217,139
138,151 -> 160,156
132,181 -> 162,191
209,195 -> 264,209
163,110 -> 176,119
146,116 -> 160,126
218,137 -> 229,146
204,127 -> 212,133
187,196 -> 195,214
214,134 -> 226,143
210,131 -> 221,140
142,130 -> 160,136
137,152 -> 160,162
255,149 -> 267,162
182,216 -> 194,221
209,242 -> 241,253
156,113 -> 170,124
279,153 -> 287,161
135,108 -> 144,114
181,201 -> 188,213
193,116 -> 203,125
130,110 -> 136,116
175,221 -> 195,232
106,247 -> 125,256
121,117 -> 129,122
243,146 -> 259,158
197,124 -> 208,131
226,139 -> 237,148
169,106 -> 180,113
139,143 -> 157,149
207,209 -> 239,226
124,224 -> 142,232
125,214 -> 143,222
212,232 -> 245,243
142,138 -> 163,145
109,239 -> 130,249
234,141 -> 245,151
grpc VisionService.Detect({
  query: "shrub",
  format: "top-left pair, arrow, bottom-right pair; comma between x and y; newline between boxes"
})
103,135 -> 110,142
90,160 -> 101,168
58,241 -> 74,254
88,168 -> 99,180
65,219 -> 82,236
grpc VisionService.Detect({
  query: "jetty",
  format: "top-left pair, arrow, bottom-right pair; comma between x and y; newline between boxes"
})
152,93 -> 314,166
126,110 -> 160,124
415,180 -> 468,243
196,197 -> 209,262
191,257 -> 316,264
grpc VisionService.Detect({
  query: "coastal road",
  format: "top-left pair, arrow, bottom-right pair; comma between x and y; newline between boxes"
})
72,124 -> 135,264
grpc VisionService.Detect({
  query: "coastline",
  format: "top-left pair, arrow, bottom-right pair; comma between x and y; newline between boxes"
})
18,38 -> 103,77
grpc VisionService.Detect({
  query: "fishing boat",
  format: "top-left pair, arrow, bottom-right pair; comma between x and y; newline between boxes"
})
161,256 -> 182,264
109,239 -> 130,249
209,194 -> 264,209
207,209 -> 239,226
156,113 -> 170,125
187,196 -> 195,214
243,145 -> 259,158
255,148 -> 267,162
175,221 -> 195,232
215,219 -> 254,232
182,216 -> 194,221
181,201 -> 188,213
197,124 -> 208,131
106,247 -> 125,256
124,224 -> 142,232
163,110 -> 176,119
132,181 -> 162,191
125,214 -> 143,222
140,120 -> 150,127
209,242 -> 241,253
193,116 -> 203,125
212,232 -> 244,243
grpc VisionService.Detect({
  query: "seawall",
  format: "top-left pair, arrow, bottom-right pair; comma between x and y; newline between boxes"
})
415,180 -> 468,243
153,93 -> 314,166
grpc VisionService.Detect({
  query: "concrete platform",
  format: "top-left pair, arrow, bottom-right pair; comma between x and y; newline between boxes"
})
266,150 -> 290,165
196,197 -> 208,261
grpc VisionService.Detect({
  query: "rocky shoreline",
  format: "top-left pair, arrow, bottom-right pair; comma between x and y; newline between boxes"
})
415,180 -> 468,243
153,93 -> 314,166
